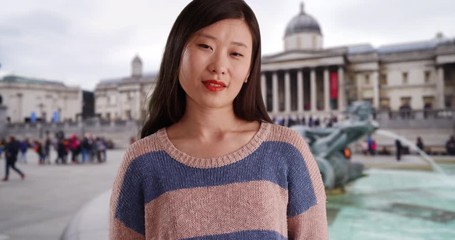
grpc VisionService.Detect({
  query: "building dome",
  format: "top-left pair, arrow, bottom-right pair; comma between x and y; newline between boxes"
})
284,2 -> 322,37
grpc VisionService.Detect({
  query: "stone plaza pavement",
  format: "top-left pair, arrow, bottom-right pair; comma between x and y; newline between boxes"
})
0,149 -> 453,240
0,149 -> 126,240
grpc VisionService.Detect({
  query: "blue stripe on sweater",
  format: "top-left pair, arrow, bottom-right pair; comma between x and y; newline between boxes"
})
115,141 -> 316,234
183,230 -> 287,240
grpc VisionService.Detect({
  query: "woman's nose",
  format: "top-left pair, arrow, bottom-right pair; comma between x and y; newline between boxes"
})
209,54 -> 227,75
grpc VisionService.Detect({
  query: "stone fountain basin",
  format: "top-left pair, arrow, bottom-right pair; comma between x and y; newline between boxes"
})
60,161 -> 455,240
328,168 -> 455,240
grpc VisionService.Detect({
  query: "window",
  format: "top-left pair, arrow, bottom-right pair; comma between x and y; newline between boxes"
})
125,110 -> 132,120
364,74 -> 370,85
423,96 -> 434,109
108,96 -> 116,105
400,97 -> 411,107
402,72 -> 408,84
400,97 -> 412,118
424,71 -> 431,83
380,73 -> 387,85
380,98 -> 390,110
445,95 -> 453,109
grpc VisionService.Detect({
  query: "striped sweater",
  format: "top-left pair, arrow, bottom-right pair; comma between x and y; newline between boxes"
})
110,122 -> 328,239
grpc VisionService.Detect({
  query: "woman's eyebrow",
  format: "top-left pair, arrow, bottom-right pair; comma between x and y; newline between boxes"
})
196,33 -> 248,48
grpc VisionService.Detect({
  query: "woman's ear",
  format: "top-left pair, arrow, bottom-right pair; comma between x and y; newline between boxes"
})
244,73 -> 250,83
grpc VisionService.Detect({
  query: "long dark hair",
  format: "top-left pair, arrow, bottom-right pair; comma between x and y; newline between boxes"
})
141,0 -> 271,138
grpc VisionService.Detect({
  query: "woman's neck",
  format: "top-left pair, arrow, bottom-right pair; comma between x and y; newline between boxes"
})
167,104 -> 258,143
179,108 -> 241,135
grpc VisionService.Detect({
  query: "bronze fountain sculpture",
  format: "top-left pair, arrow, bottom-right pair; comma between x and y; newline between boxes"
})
291,101 -> 378,189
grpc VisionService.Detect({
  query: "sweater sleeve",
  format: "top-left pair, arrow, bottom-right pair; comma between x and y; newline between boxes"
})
109,147 -> 146,240
287,132 -> 328,240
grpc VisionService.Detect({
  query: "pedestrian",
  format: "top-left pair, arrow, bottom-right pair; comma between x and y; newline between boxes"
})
55,138 -> 67,164
68,134 -> 80,164
0,138 -> 5,159
360,140 -> 368,155
309,115 -> 314,127
19,138 -> 29,163
367,136 -> 373,155
80,135 -> 92,163
395,139 -> 403,161
33,140 -> 46,164
416,136 -> 424,152
109,0 -> 327,239
2,136 -> 25,181
446,135 -> 455,155
44,137 -> 52,164
370,139 -> 377,155
95,137 -> 106,163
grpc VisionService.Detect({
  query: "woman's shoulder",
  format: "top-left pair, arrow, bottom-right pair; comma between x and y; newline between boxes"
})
124,130 -> 165,159
266,123 -> 304,143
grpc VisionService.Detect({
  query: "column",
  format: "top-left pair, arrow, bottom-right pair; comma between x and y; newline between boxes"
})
17,93 -> 23,123
272,72 -> 279,113
372,71 -> 379,109
437,66 -> 445,108
297,70 -> 304,112
261,74 -> 267,109
310,69 -> 317,112
338,67 -> 345,111
324,68 -> 330,112
284,71 -> 291,113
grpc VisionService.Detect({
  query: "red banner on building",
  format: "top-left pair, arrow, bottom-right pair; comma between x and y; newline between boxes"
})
330,72 -> 338,99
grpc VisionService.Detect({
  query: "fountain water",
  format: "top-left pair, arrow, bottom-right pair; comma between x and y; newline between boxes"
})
375,129 -> 445,174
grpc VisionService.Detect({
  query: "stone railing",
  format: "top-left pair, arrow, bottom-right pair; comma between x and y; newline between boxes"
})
374,109 -> 455,129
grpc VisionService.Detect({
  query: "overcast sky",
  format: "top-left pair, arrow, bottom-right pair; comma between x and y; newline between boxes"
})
1,0 -> 454,91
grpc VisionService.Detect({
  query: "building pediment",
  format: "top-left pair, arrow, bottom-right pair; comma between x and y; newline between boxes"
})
263,49 -> 345,64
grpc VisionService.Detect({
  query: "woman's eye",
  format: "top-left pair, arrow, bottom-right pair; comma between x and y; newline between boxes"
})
231,52 -> 244,57
198,44 -> 212,51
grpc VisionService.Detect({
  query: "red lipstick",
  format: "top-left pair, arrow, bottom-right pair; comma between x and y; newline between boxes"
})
202,80 -> 226,92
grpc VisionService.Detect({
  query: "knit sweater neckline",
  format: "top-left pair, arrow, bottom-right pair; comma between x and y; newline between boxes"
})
156,122 -> 271,168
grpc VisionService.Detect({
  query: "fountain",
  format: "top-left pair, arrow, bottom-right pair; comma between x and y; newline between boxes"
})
375,129 -> 445,174
303,103 -> 455,239
291,101 -> 378,189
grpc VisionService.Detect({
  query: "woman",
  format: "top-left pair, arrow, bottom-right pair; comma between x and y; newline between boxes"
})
110,0 -> 327,239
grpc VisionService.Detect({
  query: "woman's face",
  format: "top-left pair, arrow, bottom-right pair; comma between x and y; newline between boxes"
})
179,18 -> 253,111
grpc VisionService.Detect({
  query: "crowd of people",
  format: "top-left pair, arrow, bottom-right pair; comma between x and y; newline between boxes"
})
357,134 -> 455,160
0,133 -> 111,181
273,115 -> 339,128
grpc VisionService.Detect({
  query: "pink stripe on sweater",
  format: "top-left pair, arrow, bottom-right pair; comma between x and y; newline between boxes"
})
145,180 -> 288,239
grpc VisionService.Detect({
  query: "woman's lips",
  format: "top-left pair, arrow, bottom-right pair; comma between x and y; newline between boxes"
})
202,80 -> 226,92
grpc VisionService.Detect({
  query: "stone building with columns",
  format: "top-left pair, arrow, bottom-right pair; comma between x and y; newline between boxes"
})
94,55 -> 157,122
261,3 -> 455,121
0,75 -> 82,123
